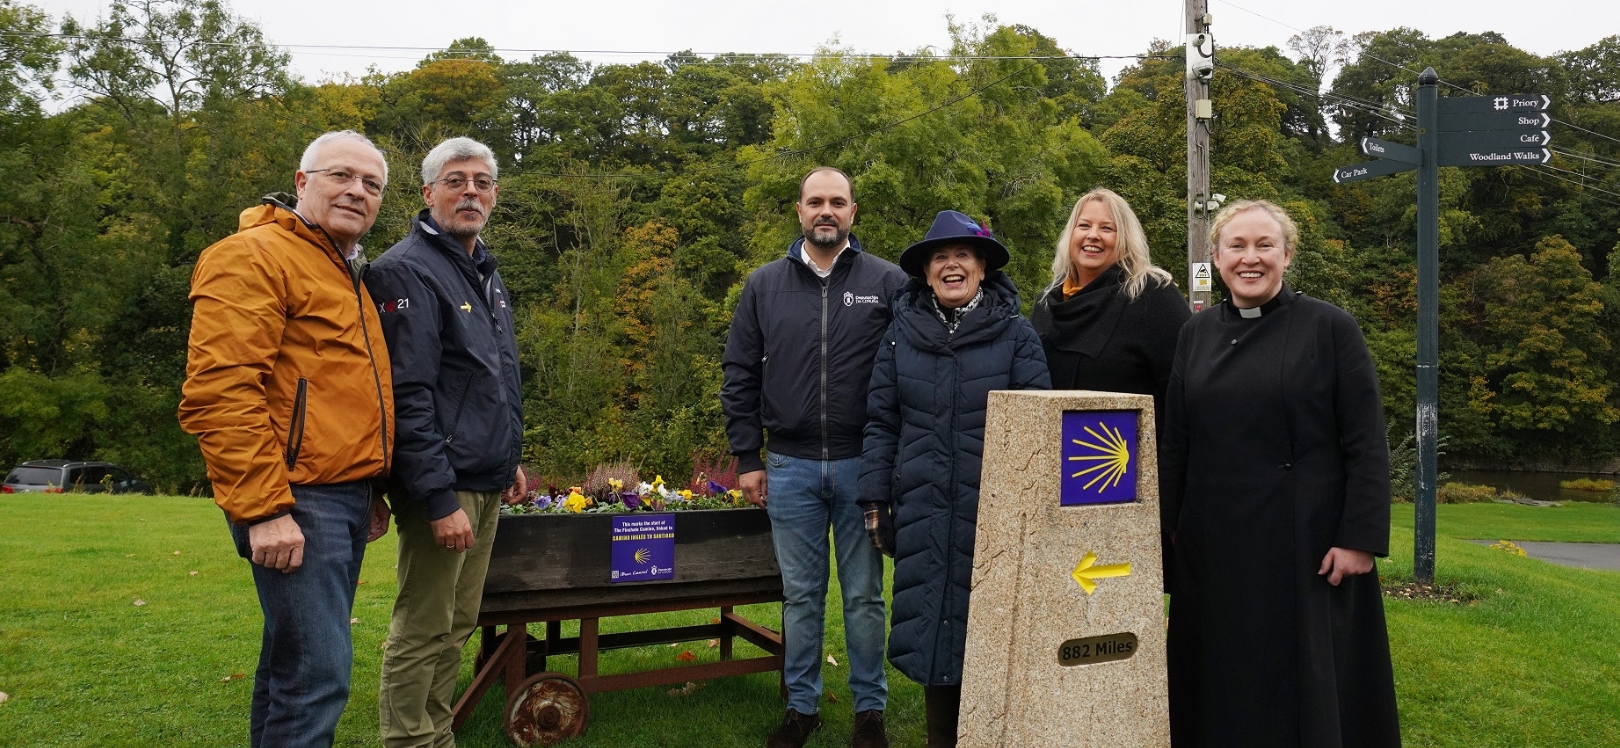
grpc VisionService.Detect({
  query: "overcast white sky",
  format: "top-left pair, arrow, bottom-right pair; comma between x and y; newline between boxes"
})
34,0 -> 1618,89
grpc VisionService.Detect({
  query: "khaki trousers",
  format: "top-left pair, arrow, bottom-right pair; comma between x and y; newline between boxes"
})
379,490 -> 501,748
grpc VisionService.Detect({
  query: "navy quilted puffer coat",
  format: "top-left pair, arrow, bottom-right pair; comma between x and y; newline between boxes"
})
858,272 -> 1050,686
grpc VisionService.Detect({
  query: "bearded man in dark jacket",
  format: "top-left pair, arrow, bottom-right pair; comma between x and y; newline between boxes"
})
721,167 -> 906,748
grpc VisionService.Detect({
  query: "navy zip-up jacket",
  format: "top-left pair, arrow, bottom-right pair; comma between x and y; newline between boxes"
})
365,210 -> 523,520
721,235 -> 907,474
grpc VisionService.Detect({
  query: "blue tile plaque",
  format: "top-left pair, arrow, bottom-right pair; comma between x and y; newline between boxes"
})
1060,410 -> 1139,506
610,514 -> 675,583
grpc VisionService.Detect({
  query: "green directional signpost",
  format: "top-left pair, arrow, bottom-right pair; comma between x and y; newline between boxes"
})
1332,69 -> 1553,583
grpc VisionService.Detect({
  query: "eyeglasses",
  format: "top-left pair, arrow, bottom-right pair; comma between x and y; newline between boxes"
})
306,168 -> 384,196
428,175 -> 498,193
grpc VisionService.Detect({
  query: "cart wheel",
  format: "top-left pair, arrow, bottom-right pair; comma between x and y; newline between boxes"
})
505,672 -> 588,746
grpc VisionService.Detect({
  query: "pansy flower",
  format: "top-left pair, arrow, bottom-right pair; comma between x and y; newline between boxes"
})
564,490 -> 588,513
532,495 -> 554,511
707,481 -> 728,497
622,492 -> 642,509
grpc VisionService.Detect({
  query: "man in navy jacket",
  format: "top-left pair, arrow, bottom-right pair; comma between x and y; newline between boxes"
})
722,167 -> 907,748
365,137 -> 525,748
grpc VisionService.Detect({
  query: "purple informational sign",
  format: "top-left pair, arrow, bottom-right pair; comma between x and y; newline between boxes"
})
1060,410 -> 1139,506
610,514 -> 675,583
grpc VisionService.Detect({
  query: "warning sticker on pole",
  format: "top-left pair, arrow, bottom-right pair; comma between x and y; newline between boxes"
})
1191,262 -> 1212,292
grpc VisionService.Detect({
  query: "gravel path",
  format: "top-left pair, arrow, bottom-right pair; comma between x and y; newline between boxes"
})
1467,540 -> 1620,571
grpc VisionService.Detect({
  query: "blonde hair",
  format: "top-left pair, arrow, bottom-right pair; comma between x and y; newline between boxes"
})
1046,187 -> 1171,301
1208,199 -> 1299,255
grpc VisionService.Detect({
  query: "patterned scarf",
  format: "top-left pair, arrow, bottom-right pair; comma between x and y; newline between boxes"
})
930,287 -> 985,334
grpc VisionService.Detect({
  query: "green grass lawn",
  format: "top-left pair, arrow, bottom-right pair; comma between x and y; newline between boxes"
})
0,496 -> 1615,747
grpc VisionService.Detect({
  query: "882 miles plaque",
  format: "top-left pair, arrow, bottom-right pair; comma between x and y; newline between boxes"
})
1057,632 -> 1139,666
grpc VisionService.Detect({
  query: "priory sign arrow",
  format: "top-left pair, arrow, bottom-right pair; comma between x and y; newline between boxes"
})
1070,551 -> 1131,595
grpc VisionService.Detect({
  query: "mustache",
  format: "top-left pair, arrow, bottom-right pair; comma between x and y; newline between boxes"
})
813,218 -> 838,227
456,199 -> 483,214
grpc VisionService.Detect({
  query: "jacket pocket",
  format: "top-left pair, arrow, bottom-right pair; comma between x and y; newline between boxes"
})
285,377 -> 308,472
442,373 -> 474,447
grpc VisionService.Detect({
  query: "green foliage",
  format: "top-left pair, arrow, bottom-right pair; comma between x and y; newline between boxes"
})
0,1 -> 1617,492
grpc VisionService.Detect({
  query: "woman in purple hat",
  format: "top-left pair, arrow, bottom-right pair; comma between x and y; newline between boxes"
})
857,210 -> 1050,747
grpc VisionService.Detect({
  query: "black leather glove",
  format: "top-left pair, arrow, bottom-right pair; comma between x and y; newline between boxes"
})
861,502 -> 896,558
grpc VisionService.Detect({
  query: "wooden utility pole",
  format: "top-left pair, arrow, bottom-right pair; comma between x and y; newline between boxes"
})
1185,0 -> 1214,311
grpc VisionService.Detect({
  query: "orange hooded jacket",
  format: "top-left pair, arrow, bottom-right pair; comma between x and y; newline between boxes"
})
179,201 -> 395,524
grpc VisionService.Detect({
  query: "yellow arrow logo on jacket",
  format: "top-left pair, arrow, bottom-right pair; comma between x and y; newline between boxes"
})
1071,551 -> 1131,595
460,302 -> 472,312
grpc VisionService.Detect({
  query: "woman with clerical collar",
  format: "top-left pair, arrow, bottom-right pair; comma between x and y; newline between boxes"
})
1031,187 -> 1190,448
856,210 -> 1049,748
1161,199 -> 1401,747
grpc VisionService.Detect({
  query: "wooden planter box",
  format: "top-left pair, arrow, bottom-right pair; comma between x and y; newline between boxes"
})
480,508 -> 783,617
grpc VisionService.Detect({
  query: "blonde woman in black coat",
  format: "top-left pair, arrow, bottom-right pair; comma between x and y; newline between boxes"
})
1031,187 -> 1189,423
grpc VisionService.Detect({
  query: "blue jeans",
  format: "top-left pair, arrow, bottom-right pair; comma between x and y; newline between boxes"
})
766,451 -> 888,714
228,481 -> 373,748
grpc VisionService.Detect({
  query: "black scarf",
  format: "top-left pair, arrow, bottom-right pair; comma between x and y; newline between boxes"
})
1030,264 -> 1128,359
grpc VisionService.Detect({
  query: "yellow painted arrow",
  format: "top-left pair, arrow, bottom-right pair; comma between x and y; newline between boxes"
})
1070,551 -> 1131,595
460,302 -> 473,312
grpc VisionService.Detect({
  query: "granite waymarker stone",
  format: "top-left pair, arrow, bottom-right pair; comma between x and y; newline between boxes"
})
960,391 -> 1169,746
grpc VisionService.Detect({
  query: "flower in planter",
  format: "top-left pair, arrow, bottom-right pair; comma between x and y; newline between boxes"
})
608,478 -> 624,493
564,490 -> 589,513
621,492 -> 642,510
707,481 -> 728,497
532,495 -> 554,511
676,489 -> 693,502
728,489 -> 744,506
651,475 -> 670,497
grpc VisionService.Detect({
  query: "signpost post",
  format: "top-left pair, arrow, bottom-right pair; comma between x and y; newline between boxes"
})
1331,68 -> 1552,584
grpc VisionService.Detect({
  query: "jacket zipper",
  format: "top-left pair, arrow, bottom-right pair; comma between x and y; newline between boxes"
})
285,377 -> 309,471
311,222 -> 392,475
443,375 -> 475,447
819,280 -> 830,460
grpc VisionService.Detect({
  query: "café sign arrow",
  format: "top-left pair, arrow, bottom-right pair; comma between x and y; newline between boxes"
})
1360,137 -> 1422,165
1333,158 -> 1416,183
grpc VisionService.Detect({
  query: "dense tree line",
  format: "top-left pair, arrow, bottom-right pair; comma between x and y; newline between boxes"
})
1,0 -> 1616,492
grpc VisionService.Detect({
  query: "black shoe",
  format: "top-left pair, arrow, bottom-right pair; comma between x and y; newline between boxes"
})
767,709 -> 823,748
851,710 -> 889,748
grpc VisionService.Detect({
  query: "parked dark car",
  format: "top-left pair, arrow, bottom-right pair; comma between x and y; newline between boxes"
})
2,460 -> 153,494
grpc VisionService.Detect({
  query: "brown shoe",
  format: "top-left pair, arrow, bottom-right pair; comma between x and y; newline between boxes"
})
851,710 -> 889,748
767,709 -> 823,748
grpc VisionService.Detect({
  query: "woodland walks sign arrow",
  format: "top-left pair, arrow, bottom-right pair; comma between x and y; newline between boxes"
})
1332,71 -> 1556,585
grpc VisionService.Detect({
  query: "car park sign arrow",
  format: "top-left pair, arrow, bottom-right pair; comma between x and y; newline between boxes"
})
1332,158 -> 1417,183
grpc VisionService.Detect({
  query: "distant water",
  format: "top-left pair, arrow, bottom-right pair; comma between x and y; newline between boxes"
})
1448,470 -> 1617,504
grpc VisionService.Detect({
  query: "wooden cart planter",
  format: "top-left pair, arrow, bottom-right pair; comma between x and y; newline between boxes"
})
453,508 -> 784,745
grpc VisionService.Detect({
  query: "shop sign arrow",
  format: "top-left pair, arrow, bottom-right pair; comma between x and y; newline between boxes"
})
1332,159 -> 1417,184
1360,137 -> 1422,165
1438,110 -> 1550,132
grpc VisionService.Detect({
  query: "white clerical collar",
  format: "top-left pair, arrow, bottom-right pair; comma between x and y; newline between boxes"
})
1238,306 -> 1263,319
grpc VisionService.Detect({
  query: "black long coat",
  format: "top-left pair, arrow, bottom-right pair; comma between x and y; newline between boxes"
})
1161,287 -> 1401,747
858,273 -> 1050,686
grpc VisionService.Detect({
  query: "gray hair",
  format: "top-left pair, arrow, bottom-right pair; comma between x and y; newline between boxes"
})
422,137 -> 498,185
300,130 -> 388,182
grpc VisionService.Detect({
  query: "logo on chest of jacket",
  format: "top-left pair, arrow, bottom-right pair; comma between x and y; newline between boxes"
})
379,298 -> 409,313
844,292 -> 881,307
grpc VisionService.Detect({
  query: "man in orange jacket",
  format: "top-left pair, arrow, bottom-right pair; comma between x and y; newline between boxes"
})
179,130 -> 396,748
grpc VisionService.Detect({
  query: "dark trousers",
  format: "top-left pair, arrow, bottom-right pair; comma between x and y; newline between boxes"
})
228,480 -> 373,748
